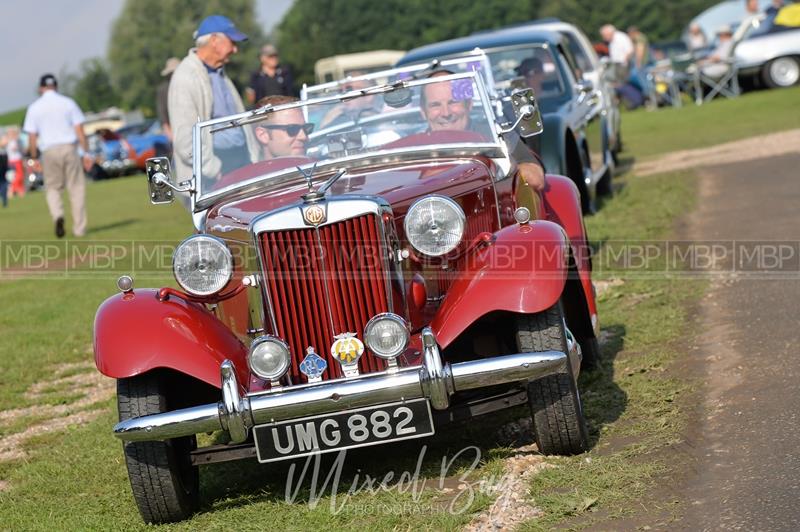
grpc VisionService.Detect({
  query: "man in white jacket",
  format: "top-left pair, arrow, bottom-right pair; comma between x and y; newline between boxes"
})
168,15 -> 258,196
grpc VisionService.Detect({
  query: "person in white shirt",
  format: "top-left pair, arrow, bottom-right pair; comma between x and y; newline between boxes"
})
23,74 -> 91,238
600,24 -> 634,66
688,23 -> 708,52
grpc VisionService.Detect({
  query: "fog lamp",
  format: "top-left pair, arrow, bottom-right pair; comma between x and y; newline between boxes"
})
248,336 -> 291,381
364,313 -> 410,359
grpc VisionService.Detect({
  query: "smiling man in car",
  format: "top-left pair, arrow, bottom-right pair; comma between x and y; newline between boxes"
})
420,72 -> 545,192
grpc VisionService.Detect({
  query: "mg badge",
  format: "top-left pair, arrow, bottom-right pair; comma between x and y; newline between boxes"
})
299,347 -> 327,383
331,333 -> 364,377
302,204 -> 326,226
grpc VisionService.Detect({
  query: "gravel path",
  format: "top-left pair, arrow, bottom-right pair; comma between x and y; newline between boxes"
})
674,153 -> 800,531
633,129 -> 800,176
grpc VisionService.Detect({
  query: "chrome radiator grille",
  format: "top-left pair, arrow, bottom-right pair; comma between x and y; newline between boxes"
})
259,213 -> 390,382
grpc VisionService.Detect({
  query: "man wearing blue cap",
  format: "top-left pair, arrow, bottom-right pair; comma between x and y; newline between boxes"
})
168,15 -> 259,191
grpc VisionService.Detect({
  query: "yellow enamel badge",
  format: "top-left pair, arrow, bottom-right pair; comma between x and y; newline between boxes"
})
331,333 -> 364,365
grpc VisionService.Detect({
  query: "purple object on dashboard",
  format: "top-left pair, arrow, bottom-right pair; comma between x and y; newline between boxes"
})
451,79 -> 474,101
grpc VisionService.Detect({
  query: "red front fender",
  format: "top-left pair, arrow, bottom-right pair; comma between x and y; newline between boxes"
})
93,289 -> 248,389
542,174 -> 598,324
431,220 -> 569,349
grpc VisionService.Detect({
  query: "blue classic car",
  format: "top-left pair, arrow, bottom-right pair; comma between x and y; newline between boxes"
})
115,119 -> 171,170
399,28 -> 614,213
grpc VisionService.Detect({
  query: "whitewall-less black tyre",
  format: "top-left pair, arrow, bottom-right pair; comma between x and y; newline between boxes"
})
517,306 -> 589,455
118,374 -> 199,523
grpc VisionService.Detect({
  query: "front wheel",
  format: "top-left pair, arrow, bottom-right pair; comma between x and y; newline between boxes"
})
516,307 -> 589,455
762,57 -> 800,88
118,374 -> 199,523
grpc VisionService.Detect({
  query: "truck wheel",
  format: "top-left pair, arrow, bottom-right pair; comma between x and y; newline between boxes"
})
517,306 -> 589,455
118,374 -> 199,523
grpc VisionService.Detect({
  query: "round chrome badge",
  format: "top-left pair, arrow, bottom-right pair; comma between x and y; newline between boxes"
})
303,204 -> 326,225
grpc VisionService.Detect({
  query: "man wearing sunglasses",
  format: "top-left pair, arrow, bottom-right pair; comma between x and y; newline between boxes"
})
253,96 -> 313,159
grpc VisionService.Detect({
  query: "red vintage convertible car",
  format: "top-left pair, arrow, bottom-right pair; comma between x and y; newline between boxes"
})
93,69 -> 600,523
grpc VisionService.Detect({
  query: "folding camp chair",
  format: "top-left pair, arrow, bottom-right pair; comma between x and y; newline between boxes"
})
691,58 -> 741,105
687,21 -> 756,105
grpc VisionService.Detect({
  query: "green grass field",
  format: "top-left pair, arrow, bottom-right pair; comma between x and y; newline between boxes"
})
0,86 -> 791,529
621,85 -> 800,158
0,107 -> 26,127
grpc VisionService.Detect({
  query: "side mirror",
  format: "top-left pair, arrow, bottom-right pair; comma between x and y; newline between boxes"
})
575,79 -> 594,94
146,157 -> 179,204
575,79 -> 600,106
500,88 -> 543,138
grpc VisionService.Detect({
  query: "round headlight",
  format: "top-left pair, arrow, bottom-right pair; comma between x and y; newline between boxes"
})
172,235 -> 233,296
249,337 -> 291,381
364,314 -> 410,359
404,196 -> 466,257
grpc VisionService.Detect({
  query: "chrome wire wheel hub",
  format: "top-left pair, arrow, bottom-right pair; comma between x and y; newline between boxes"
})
771,58 -> 800,87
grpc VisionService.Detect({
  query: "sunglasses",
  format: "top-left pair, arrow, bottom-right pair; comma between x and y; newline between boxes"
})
260,123 -> 314,136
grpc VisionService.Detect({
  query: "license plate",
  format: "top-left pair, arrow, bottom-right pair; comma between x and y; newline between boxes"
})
253,399 -> 434,463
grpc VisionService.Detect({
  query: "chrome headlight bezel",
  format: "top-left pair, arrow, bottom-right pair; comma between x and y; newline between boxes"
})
403,195 -> 466,257
363,313 -> 411,360
248,336 -> 292,381
172,234 -> 234,296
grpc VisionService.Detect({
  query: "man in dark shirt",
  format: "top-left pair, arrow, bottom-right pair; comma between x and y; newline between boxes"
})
246,44 -> 295,106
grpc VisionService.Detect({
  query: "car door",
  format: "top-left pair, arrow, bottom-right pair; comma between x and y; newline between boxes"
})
556,43 -> 605,183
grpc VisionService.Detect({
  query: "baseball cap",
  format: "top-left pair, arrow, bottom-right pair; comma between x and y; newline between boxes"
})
716,24 -> 733,35
261,44 -> 278,56
194,15 -> 248,42
39,73 -> 58,87
161,57 -> 180,77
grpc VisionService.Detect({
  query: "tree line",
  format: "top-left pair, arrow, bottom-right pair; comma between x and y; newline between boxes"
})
64,0 -> 717,114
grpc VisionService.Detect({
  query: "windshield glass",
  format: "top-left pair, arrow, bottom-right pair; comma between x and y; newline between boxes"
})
396,46 -> 565,113
194,72 -> 500,206
484,45 -> 566,106
304,51 -> 497,100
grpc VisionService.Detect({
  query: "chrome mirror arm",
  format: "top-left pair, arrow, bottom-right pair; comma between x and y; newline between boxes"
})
496,104 -> 534,136
152,172 -> 194,193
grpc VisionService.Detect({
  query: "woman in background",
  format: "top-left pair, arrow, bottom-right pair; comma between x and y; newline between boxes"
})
5,127 -> 25,197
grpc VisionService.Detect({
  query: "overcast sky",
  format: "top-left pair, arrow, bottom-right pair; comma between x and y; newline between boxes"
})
0,0 -> 294,114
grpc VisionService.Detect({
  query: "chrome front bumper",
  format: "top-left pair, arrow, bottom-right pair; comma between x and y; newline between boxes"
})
114,327 -> 573,443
